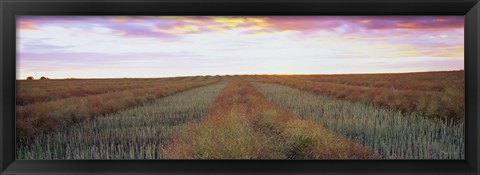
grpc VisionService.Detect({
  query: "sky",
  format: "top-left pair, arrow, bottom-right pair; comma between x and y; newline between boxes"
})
16,16 -> 464,79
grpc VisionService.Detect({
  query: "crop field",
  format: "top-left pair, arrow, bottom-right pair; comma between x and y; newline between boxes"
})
16,71 -> 464,159
16,76 -> 220,139
16,76 -> 205,106
17,81 -> 227,159
253,83 -> 464,159
245,71 -> 464,122
165,79 -> 379,159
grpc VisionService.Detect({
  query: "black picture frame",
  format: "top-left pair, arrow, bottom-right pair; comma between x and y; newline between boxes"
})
1,0 -> 479,174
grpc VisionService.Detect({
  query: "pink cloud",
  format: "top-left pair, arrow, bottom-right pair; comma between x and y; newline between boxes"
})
17,16 -> 464,35
16,16 -> 464,75
17,20 -> 38,30
266,16 -> 463,31
363,16 -> 463,29
262,16 -> 342,32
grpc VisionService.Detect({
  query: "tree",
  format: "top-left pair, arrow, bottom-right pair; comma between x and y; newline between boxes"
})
26,76 -> 34,80
39,76 -> 49,80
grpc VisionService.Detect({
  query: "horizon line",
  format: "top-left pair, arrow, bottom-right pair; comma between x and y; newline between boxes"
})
16,69 -> 464,80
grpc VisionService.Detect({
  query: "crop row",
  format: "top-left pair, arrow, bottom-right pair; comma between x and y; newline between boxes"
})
16,76 -> 216,105
253,83 -> 464,159
16,76 -> 220,139
16,81 -> 227,159
246,74 -> 464,122
165,80 -> 379,159
288,71 -> 463,92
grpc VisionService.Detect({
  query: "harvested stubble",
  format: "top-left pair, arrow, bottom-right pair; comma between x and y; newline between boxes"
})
253,83 -> 464,159
165,80 -> 379,159
16,81 -> 227,159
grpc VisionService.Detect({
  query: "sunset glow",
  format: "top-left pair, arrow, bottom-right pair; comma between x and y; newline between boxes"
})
17,16 -> 464,79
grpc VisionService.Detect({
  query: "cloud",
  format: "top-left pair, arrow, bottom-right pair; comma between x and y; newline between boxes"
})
17,20 -> 38,30
16,16 -> 464,79
365,16 -> 463,29
259,16 -> 463,32
17,16 -> 463,36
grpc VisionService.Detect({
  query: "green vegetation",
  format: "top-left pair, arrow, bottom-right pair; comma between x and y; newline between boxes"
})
15,72 -> 465,160
166,80 -> 378,159
16,76 -> 220,139
246,71 -> 464,122
17,81 -> 226,159
253,83 -> 464,159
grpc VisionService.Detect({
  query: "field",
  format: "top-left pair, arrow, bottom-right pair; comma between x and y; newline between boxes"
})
16,76 -> 220,139
16,71 -> 464,159
245,71 -> 464,122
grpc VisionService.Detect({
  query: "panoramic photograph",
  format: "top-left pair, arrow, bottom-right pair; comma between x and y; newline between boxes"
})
16,16 -> 464,159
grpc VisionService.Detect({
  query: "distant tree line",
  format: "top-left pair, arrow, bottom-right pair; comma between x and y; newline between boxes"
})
26,76 -> 50,80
